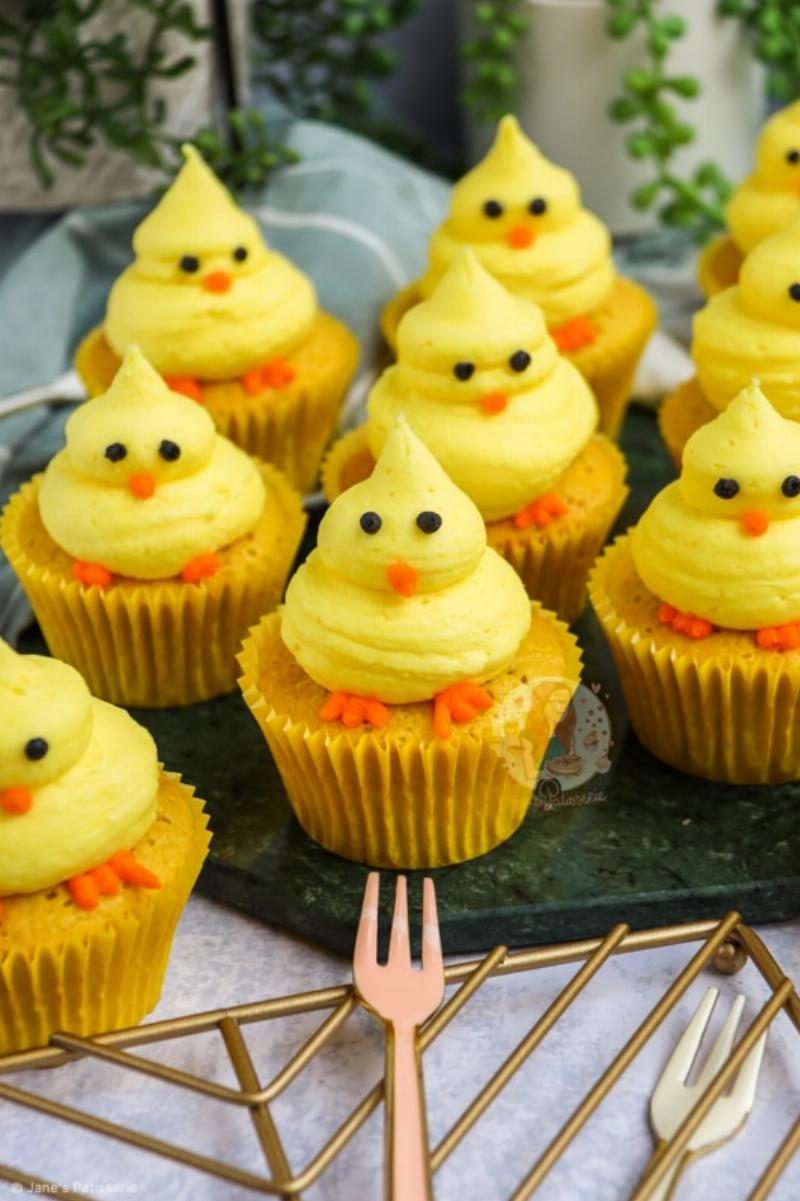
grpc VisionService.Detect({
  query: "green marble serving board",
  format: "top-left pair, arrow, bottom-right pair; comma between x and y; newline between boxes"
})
21,409 -> 800,955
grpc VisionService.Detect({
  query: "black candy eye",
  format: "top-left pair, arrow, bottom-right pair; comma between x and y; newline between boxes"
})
105,442 -> 127,462
483,199 -> 503,218
789,283 -> 800,302
509,350 -> 531,372
787,149 -> 800,165
453,361 -> 475,381
529,197 -> 547,216
714,477 -> 740,500
159,439 -> 181,461
359,511 -> 382,534
782,475 -> 800,497
416,510 -> 442,534
233,246 -> 248,262
179,254 -> 200,273
24,737 -> 48,761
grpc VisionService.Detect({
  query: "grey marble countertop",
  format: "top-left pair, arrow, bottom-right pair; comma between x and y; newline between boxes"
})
1,895 -> 798,1201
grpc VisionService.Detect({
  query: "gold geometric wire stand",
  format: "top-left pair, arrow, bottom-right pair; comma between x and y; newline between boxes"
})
0,911 -> 797,1200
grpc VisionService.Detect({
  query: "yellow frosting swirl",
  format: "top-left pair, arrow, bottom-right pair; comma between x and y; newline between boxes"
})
632,382 -> 800,629
368,251 -> 597,521
0,640 -> 158,896
726,100 -> 800,255
281,419 -> 531,703
418,116 -> 614,326
693,216 -> 800,417
105,145 -> 317,379
39,346 -> 266,578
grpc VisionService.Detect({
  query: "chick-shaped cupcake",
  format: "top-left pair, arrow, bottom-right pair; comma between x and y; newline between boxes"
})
240,418 -> 582,866
381,116 -> 656,438
41,344 -> 266,584
324,251 -> 627,623
661,214 -> 800,466
284,417 -> 532,736
75,145 -> 358,492
0,639 -> 211,1053
1,347 -> 306,707
0,638 -> 159,911
591,381 -> 800,784
699,100 -> 800,297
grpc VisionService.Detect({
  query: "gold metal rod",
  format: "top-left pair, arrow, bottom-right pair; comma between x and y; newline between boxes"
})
747,1114 -> 800,1201
507,911 -> 742,1201
50,1031 -> 255,1105
0,1165 -> 86,1201
289,945 -> 509,1192
431,924 -> 629,1170
261,995 -> 359,1102
733,924 -> 800,1033
219,1016 -> 294,1197
630,979 -> 794,1201
0,918 -> 724,1078
0,1082 -> 275,1194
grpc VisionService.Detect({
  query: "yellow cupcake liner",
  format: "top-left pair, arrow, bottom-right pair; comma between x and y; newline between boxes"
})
1,464 -> 306,707
74,313 -> 359,493
380,277 -> 657,440
590,534 -> 800,784
658,377 -> 718,470
696,234 -> 743,298
238,609 -> 582,868
323,427 -> 628,625
0,772 -> 210,1054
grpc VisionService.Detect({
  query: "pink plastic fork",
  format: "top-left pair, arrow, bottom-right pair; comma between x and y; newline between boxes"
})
353,873 -> 445,1201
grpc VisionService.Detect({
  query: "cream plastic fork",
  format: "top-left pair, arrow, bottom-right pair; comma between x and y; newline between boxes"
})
353,873 -> 445,1201
644,987 -> 767,1201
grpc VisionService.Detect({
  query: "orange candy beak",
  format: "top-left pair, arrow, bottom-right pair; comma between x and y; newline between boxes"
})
203,271 -> 232,293
129,472 -> 156,499
507,226 -> 534,249
742,510 -> 769,536
387,561 -> 420,597
481,391 -> 508,415
1,786 -> 33,815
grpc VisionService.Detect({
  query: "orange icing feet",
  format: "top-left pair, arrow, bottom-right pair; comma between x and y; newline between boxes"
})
434,681 -> 493,739
513,492 -> 567,530
756,622 -> 800,651
550,315 -> 598,353
165,375 -> 203,402
1,786 -> 33,815
72,560 -> 113,588
181,552 -> 220,583
242,356 -> 297,396
320,691 -> 390,729
658,604 -> 714,639
67,851 -> 161,911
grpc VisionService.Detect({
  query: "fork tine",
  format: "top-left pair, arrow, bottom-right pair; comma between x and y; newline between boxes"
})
421,877 -> 443,976
654,988 -> 718,1096
388,875 -> 411,968
729,1028 -> 768,1115
354,871 -> 380,967
695,994 -> 745,1092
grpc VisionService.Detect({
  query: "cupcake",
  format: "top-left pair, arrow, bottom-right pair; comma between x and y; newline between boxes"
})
698,100 -> 800,297
240,418 -> 581,868
380,116 -> 656,438
0,639 -> 210,1053
75,145 -> 358,492
1,347 -> 306,707
661,215 -> 800,467
324,251 -> 627,623
591,381 -> 800,784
